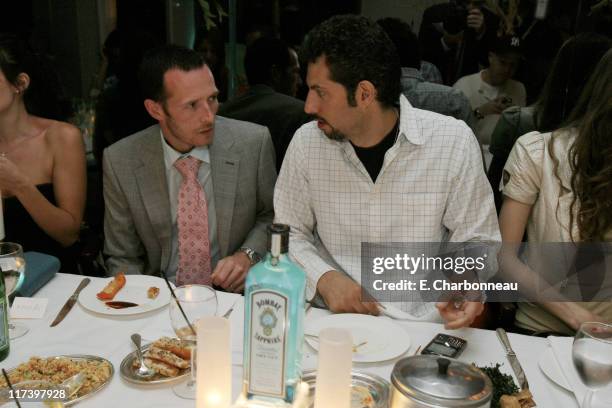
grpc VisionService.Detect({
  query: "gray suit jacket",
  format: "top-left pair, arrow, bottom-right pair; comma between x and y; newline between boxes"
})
102,116 -> 277,275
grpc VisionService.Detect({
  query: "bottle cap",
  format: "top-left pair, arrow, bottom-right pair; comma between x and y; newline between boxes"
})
268,224 -> 290,255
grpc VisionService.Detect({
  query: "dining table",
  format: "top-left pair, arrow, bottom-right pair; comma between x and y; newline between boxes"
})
1,273 -> 603,408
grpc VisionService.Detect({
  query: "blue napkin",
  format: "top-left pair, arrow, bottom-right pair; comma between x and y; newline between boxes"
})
16,252 -> 61,297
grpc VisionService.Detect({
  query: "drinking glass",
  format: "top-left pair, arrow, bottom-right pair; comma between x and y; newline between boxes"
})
169,284 -> 217,399
572,322 -> 612,408
0,242 -> 28,339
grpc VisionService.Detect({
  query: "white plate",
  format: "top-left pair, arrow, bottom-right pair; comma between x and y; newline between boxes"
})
538,345 -> 571,391
305,314 -> 411,363
79,275 -> 170,316
539,346 -> 612,407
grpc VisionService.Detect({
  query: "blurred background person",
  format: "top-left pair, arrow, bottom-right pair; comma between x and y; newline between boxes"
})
499,48 -> 612,335
488,33 -> 612,211
219,37 -> 310,171
419,0 -> 499,84
93,29 -> 158,167
454,34 -> 526,167
195,28 -> 229,103
0,37 -> 86,274
378,17 -> 476,133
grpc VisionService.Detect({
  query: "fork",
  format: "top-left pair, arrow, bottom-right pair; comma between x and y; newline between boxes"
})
222,299 -> 240,318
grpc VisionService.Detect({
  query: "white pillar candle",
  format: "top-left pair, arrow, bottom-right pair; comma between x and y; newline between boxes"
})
196,316 -> 232,408
313,328 -> 353,408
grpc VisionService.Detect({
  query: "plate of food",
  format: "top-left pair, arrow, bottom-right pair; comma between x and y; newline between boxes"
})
120,337 -> 193,385
304,314 -> 411,363
0,355 -> 114,406
79,274 -> 170,316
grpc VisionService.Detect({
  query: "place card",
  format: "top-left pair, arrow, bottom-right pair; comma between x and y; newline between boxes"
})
10,297 -> 48,319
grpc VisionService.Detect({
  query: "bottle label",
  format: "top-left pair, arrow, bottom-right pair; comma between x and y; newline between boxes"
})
0,302 -> 8,350
247,290 -> 288,398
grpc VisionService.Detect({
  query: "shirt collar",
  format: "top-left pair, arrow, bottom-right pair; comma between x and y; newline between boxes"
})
160,129 -> 210,171
401,67 -> 425,82
398,94 -> 426,145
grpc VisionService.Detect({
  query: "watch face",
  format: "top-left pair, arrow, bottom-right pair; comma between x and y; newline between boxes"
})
241,248 -> 260,265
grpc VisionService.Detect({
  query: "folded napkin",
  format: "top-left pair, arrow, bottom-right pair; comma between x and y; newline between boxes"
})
16,252 -> 60,297
548,336 -> 612,407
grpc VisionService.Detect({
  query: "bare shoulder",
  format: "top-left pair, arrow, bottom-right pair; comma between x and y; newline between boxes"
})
40,119 -> 84,150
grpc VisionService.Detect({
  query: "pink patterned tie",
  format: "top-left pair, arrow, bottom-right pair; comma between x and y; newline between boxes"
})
174,156 -> 212,285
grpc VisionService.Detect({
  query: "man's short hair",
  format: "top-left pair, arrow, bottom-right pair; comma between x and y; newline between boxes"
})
138,44 -> 207,102
300,15 -> 401,108
244,37 -> 291,86
377,18 -> 421,70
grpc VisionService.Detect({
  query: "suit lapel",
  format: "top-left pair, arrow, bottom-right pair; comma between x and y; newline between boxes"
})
210,118 -> 239,257
134,131 -> 172,271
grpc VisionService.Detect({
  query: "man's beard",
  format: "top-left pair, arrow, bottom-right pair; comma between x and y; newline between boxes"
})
317,117 -> 347,141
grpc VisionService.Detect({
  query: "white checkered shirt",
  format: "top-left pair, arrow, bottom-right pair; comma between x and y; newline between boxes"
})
274,95 -> 500,317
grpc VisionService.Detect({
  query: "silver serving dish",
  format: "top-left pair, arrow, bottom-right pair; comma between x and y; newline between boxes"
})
390,356 -> 492,408
302,369 -> 389,408
120,340 -> 193,385
1,354 -> 114,406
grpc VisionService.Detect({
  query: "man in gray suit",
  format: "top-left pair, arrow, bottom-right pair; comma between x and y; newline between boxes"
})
103,45 -> 276,292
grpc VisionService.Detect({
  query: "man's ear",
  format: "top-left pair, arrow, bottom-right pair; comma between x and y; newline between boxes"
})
356,80 -> 376,107
144,99 -> 164,121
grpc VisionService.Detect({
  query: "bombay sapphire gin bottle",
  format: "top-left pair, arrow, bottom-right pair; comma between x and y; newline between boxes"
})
243,224 -> 306,404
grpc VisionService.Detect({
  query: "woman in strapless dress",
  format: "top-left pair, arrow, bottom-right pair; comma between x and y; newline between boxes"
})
0,38 -> 86,273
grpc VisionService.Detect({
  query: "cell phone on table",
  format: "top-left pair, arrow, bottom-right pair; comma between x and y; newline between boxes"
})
421,333 -> 468,358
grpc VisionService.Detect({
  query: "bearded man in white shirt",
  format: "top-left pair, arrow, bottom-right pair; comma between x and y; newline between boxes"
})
274,15 -> 500,329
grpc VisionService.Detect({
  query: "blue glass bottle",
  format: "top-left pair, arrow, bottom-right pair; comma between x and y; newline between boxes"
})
243,224 -> 306,404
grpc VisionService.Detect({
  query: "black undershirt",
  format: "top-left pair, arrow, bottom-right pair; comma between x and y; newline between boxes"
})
351,119 -> 399,182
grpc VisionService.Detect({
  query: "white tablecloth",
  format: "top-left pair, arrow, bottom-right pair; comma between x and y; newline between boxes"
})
2,274 -> 585,407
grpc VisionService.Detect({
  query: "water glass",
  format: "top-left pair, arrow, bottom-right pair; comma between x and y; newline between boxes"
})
169,285 -> 217,399
0,242 -> 28,339
572,322 -> 612,407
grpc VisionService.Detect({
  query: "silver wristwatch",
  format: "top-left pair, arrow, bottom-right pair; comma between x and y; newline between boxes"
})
239,247 -> 261,265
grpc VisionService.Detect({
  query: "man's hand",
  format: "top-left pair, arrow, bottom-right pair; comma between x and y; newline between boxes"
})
466,7 -> 485,35
317,271 -> 379,315
211,252 -> 251,293
478,96 -> 508,116
436,301 -> 484,329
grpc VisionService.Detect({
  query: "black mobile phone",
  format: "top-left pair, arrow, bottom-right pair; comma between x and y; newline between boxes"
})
421,333 -> 468,358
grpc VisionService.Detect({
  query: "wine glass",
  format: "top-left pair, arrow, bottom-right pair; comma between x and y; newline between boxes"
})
169,284 -> 217,399
572,322 -> 612,408
0,242 -> 28,339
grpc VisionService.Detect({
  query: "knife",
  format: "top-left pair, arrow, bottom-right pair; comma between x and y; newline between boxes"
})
50,278 -> 91,327
496,328 -> 529,390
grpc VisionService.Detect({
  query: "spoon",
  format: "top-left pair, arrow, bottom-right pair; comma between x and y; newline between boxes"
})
131,333 -> 155,378
60,371 -> 86,398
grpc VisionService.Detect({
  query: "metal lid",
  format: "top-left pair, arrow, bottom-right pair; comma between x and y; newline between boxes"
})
391,355 -> 492,407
